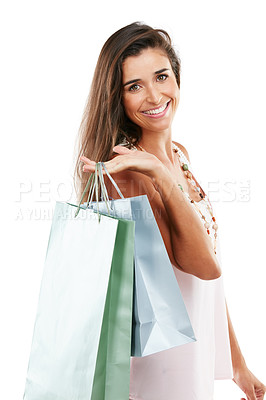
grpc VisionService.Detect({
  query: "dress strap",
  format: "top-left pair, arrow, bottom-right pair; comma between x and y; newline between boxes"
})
172,142 -> 191,169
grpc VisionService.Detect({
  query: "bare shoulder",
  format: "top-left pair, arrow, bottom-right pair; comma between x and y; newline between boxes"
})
172,141 -> 191,162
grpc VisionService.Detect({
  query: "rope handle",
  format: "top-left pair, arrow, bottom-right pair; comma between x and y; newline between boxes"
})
74,162 -> 124,219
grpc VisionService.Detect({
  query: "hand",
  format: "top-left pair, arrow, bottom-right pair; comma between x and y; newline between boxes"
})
79,145 -> 164,180
233,365 -> 266,399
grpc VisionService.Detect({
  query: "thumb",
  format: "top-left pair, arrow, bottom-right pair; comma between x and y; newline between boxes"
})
113,145 -> 133,154
249,388 -> 257,400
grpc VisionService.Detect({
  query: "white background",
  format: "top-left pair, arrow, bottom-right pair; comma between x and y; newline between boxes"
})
1,0 -> 265,398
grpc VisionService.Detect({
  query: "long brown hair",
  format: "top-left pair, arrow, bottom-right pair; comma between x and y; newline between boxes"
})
73,21 -> 181,203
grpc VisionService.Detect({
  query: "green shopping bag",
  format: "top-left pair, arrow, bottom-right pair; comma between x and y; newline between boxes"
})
23,197 -> 135,400
91,217 -> 135,400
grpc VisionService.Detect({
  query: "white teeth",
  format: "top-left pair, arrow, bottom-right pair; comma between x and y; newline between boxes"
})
143,102 -> 169,115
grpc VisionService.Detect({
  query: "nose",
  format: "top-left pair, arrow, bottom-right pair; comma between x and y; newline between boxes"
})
146,84 -> 162,105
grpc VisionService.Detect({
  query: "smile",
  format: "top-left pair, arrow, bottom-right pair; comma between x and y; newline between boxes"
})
141,100 -> 171,116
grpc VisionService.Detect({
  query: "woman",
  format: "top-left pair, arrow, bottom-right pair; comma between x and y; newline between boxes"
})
75,22 -> 265,400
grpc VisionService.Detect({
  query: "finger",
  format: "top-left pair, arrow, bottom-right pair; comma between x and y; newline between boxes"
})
113,145 -> 135,154
80,156 -> 96,165
82,160 -> 121,174
256,384 -> 266,392
255,389 -> 265,399
83,164 -> 96,172
248,388 -> 257,400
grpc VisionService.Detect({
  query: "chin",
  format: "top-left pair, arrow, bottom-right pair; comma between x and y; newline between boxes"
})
146,118 -> 173,131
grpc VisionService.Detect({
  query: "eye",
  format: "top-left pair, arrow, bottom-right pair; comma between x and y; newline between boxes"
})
157,74 -> 168,81
129,83 -> 140,92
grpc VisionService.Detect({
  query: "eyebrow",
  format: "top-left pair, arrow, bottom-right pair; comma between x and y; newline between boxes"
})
123,68 -> 170,87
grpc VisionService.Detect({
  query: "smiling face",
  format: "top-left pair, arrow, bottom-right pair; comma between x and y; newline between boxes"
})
122,47 -> 180,135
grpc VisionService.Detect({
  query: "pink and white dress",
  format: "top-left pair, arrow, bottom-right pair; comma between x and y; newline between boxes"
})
129,144 -> 233,400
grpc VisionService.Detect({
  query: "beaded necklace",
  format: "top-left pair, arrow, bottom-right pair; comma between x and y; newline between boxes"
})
136,141 -> 218,254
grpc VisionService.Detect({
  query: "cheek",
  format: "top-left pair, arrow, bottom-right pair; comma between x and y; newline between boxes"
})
171,86 -> 180,108
122,96 -> 139,117
167,80 -> 179,96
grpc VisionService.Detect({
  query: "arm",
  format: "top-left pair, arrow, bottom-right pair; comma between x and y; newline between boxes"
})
81,145 -> 221,280
226,299 -> 266,399
151,163 -> 221,280
225,299 -> 246,372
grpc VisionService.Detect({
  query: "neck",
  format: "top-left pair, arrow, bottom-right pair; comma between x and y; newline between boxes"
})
137,130 -> 175,164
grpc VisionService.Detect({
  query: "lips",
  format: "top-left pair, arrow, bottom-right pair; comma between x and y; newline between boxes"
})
140,100 -> 171,119
142,100 -> 171,115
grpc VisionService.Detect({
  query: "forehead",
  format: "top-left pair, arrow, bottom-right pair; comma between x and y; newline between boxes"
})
122,47 -> 171,77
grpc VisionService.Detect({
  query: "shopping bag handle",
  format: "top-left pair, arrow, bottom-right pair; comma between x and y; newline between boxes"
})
101,162 -> 124,199
74,162 -> 124,219
86,162 -> 124,206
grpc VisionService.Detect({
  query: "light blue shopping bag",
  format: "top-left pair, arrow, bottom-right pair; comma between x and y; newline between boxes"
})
78,162 -> 196,357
